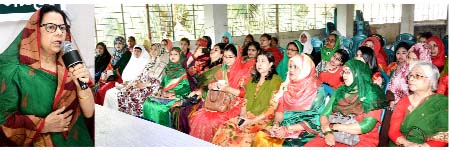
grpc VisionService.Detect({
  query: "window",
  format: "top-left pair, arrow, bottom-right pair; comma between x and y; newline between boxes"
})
354,4 -> 402,24
414,3 -> 447,21
94,4 -> 205,47
227,4 -> 336,36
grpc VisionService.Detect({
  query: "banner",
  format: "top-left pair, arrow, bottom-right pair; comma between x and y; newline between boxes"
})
0,4 -> 61,22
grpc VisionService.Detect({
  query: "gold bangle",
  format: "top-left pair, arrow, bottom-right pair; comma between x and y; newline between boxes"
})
78,95 -> 90,100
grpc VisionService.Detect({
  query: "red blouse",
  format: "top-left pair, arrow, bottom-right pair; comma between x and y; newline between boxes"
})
318,67 -> 343,90
388,96 -> 447,146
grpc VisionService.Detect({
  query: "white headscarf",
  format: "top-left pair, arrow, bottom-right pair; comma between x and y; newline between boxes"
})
121,45 -> 150,82
299,31 -> 313,54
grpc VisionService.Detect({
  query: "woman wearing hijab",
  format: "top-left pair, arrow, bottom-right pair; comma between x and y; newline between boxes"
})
252,54 -> 328,147
316,33 -> 341,74
95,42 -> 111,83
276,40 -> 302,81
222,31 -> 233,44
185,38 -> 210,91
0,5 -> 93,146
426,36 -> 446,72
305,60 -> 387,147
300,31 -> 314,55
361,36 -> 388,71
142,47 -> 191,127
94,36 -> 132,105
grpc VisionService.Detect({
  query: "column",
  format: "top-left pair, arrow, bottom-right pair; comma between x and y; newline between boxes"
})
400,4 -> 415,34
336,4 -> 355,37
204,4 -> 228,45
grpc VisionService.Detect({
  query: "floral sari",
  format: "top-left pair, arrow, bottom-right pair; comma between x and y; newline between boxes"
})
212,75 -> 283,146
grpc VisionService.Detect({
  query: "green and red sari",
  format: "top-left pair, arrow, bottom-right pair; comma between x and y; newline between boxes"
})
0,9 -> 93,146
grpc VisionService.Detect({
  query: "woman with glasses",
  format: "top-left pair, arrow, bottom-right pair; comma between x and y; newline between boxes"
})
0,5 -> 93,146
388,62 -> 448,147
305,60 -> 387,147
189,44 -> 254,142
276,40 -> 303,81
318,49 -> 350,90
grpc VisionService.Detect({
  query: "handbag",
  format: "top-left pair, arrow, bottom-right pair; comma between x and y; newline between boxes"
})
319,112 -> 360,146
203,89 -> 231,112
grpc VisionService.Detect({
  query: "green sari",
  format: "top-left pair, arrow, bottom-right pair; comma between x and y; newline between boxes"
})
281,87 -> 327,146
0,9 -> 92,146
276,40 -> 303,81
400,94 -> 448,145
142,47 -> 191,127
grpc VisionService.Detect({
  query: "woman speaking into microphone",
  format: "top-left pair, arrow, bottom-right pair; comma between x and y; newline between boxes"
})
0,5 -> 94,146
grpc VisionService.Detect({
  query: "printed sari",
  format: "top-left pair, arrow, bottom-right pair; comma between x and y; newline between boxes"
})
0,9 -> 93,146
189,44 -> 255,142
171,61 -> 222,134
212,75 -> 283,146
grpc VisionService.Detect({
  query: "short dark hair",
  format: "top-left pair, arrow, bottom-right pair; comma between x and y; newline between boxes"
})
245,34 -> 255,42
271,37 -> 279,44
39,5 -> 70,26
128,36 -> 136,42
260,33 -> 272,41
242,41 -> 261,57
180,37 -> 190,46
224,44 -> 238,57
419,32 -> 433,39
252,51 -> 277,82
96,42 -> 107,52
393,41 -> 411,62
334,49 -> 350,65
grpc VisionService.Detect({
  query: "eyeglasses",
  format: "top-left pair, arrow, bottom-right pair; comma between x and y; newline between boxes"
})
407,74 -> 428,80
40,23 -> 69,33
287,48 -> 298,52
341,69 -> 352,75
331,55 -> 342,62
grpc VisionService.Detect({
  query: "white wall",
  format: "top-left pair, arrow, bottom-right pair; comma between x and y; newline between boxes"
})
0,4 -> 96,77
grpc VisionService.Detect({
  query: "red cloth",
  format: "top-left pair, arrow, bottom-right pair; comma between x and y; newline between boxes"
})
94,78 -> 123,105
318,67 -> 343,90
388,96 -> 448,146
361,37 -> 388,71
263,47 -> 283,67
437,74 -> 448,96
304,109 -> 383,147
427,36 -> 446,71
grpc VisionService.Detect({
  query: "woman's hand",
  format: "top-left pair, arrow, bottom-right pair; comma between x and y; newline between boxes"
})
237,118 -> 253,130
68,63 -> 90,90
41,107 -> 73,133
324,133 -> 336,146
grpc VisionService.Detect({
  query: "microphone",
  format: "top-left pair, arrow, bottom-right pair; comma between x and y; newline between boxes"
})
61,41 -> 89,90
